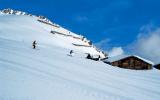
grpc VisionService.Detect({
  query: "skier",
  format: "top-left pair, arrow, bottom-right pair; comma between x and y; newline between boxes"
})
69,50 -> 74,56
32,40 -> 37,49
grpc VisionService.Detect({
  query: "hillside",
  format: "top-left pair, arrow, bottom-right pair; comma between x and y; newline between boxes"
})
0,9 -> 160,100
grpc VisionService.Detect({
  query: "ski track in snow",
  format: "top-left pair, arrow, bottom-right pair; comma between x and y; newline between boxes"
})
1,39 -> 160,100
0,40 -> 130,100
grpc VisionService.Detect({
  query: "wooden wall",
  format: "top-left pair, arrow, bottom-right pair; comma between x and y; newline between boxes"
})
111,56 -> 152,70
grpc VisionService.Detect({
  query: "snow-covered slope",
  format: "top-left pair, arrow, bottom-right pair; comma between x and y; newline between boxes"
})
0,9 -> 106,58
0,9 -> 160,100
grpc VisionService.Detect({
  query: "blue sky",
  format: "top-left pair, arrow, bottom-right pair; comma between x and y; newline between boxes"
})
1,0 -> 160,51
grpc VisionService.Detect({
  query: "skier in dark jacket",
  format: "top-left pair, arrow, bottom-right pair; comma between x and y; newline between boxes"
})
32,40 -> 37,49
70,50 -> 74,56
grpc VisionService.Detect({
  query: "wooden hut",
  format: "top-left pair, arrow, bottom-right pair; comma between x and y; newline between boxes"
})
154,63 -> 160,70
104,55 -> 153,70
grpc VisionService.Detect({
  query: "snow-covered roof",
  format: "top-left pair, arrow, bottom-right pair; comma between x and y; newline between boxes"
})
104,55 -> 154,65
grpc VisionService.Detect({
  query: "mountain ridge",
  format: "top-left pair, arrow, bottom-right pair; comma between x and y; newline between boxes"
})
0,8 -> 58,27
